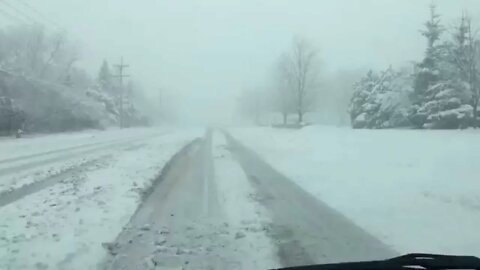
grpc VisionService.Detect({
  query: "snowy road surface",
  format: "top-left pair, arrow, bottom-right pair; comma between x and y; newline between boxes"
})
104,131 -> 279,270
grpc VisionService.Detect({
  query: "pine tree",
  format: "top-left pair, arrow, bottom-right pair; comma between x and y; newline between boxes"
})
410,7 -> 474,129
97,60 -> 112,91
413,3 -> 444,101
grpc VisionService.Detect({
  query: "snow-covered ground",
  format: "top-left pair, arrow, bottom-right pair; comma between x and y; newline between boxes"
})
5,125 -> 479,269
0,128 -> 201,270
231,126 -> 480,257
0,127 -> 161,161
0,128 -> 167,193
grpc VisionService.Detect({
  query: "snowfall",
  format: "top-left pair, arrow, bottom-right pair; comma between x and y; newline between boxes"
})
1,125 -> 480,269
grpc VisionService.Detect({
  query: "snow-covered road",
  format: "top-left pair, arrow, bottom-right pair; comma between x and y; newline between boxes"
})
102,130 -> 397,269
0,128 -> 202,270
104,131 -> 279,270
4,125 -> 474,270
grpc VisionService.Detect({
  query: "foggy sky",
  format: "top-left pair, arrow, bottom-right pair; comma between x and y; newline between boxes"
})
3,0 -> 480,124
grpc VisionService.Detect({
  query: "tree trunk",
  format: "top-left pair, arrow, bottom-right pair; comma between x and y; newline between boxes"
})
298,111 -> 303,124
473,98 -> 478,128
6,111 -> 13,136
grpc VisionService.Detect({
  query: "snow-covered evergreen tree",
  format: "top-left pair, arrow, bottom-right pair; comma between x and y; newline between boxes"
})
412,4 -> 444,104
410,4 -> 473,129
413,82 -> 472,129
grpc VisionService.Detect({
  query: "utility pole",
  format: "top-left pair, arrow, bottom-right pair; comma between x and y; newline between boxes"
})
113,57 -> 129,128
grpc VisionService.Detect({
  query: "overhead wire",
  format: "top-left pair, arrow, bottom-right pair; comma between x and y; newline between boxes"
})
0,6 -> 28,24
0,0 -> 60,29
15,0 -> 64,30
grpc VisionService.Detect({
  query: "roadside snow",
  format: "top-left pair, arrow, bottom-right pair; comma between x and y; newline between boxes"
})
0,128 -> 167,194
212,132 -> 279,269
0,130 -> 201,270
0,127 -> 161,162
231,126 -> 480,257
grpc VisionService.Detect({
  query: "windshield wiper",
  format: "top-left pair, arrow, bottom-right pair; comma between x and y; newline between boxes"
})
272,253 -> 480,270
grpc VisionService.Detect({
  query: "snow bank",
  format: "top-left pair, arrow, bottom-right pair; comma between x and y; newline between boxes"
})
231,126 -> 480,257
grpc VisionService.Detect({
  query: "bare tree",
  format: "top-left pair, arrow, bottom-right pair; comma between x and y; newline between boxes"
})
451,14 -> 480,126
0,25 -> 78,84
41,31 -> 67,77
280,38 -> 320,123
25,25 -> 46,76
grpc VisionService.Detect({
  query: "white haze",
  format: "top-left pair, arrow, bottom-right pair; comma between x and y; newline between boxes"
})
6,0 -> 480,124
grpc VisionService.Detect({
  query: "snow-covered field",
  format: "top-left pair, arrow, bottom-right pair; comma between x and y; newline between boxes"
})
231,126 -> 480,257
0,128 -> 202,270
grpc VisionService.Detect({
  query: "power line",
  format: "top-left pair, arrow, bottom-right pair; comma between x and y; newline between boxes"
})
0,6 -> 28,24
15,0 -> 63,30
0,0 -> 40,25
0,0 -> 38,23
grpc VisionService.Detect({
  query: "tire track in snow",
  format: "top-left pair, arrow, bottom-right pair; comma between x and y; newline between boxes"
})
0,139 -> 116,165
102,137 -> 205,270
102,130 -> 239,270
0,133 -> 165,177
0,155 -> 111,208
0,142 -> 147,208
